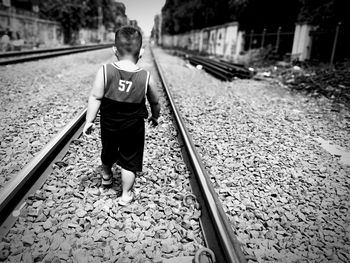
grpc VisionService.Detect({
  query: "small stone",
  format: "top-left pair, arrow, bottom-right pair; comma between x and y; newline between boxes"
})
110,240 -> 119,252
46,200 -> 55,207
265,230 -> 276,239
104,246 -> 113,260
285,212 -> 296,221
100,230 -> 110,238
126,232 -> 139,242
325,249 -> 333,258
139,221 -> 151,229
0,249 -> 9,261
76,209 -> 87,218
42,220 -> 52,230
51,257 -> 61,263
153,212 -> 162,220
115,221 -> 124,230
46,186 -> 58,192
90,188 -> 101,196
60,241 -> 71,252
22,235 -> 35,245
22,252 -> 33,263
74,252 -> 88,263
32,200 -> 43,208
85,203 -> 94,212
250,231 -> 260,238
319,167 -> 327,173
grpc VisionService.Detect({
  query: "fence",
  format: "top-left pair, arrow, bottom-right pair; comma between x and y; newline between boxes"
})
160,21 -> 347,64
309,23 -> 348,64
162,22 -> 241,61
245,28 -> 294,58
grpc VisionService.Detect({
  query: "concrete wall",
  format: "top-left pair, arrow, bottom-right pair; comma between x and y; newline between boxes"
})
79,25 -> 109,44
291,24 -> 314,61
162,22 -> 316,62
161,22 -> 241,60
0,10 -> 63,48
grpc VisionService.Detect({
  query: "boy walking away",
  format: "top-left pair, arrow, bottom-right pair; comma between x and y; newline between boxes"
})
83,26 -> 160,206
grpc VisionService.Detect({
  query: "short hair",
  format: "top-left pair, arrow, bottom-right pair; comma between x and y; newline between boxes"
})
115,26 -> 142,58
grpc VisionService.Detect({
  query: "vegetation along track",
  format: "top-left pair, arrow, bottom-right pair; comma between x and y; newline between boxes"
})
0,44 -> 113,66
0,46 -> 246,262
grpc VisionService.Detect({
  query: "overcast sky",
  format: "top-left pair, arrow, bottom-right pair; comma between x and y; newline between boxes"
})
119,0 -> 166,36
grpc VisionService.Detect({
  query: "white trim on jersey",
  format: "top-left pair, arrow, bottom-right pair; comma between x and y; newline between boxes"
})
112,62 -> 142,72
145,71 -> 150,96
103,64 -> 107,89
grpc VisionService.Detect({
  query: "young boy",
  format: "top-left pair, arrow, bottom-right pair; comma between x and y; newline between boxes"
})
83,26 -> 160,206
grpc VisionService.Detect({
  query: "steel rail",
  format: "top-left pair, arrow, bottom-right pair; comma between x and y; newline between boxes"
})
190,56 -> 251,79
189,57 -> 233,81
151,47 -> 247,263
0,110 -> 86,239
0,44 -> 113,66
190,57 -> 233,75
195,57 -> 251,78
0,44 -> 101,58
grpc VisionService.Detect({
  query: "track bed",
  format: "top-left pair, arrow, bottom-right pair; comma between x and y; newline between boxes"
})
153,48 -> 350,263
0,48 -> 205,262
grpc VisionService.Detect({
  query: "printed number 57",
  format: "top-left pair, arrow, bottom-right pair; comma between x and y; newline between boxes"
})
118,80 -> 132,92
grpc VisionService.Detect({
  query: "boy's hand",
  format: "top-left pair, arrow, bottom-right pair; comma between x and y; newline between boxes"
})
83,121 -> 94,136
148,116 -> 158,127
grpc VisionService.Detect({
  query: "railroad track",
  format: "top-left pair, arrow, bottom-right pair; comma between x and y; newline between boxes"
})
165,50 -> 253,81
0,46 -> 246,263
0,44 -> 113,66
188,56 -> 253,81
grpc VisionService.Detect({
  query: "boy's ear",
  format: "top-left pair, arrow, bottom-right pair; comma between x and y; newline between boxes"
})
139,47 -> 145,59
112,46 -> 118,56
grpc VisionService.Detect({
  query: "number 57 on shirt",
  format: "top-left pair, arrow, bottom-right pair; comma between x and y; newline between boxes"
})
118,80 -> 133,92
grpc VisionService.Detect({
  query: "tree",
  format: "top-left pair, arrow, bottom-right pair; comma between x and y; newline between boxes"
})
298,0 -> 348,30
39,0 -> 128,44
39,0 -> 91,43
161,0 -> 301,34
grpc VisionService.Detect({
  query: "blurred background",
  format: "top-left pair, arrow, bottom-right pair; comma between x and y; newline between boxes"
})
0,0 -> 143,50
0,0 -> 348,64
152,0 -> 349,64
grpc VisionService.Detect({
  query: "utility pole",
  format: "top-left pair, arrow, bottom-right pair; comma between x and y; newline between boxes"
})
330,22 -> 341,65
158,14 -> 162,45
275,26 -> 281,53
98,6 -> 103,42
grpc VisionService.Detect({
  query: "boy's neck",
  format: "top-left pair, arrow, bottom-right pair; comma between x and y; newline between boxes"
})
117,55 -> 137,64
115,58 -> 139,71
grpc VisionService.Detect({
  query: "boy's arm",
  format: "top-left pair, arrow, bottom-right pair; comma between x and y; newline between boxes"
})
146,75 -> 160,122
84,67 -> 104,134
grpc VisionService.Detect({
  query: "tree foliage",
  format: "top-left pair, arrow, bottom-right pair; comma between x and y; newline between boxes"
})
161,0 -> 347,34
298,0 -> 348,30
39,0 -> 127,43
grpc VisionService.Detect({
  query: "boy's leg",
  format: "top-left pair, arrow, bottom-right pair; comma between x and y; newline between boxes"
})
101,163 -> 113,186
121,168 -> 135,201
102,163 -> 112,176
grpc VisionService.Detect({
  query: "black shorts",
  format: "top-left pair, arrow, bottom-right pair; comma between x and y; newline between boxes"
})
100,118 -> 145,172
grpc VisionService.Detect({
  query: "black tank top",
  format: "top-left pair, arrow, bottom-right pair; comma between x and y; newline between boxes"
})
100,62 -> 150,131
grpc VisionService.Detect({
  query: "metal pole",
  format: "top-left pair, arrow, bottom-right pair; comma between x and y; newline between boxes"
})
98,6 -> 103,42
248,30 -> 254,50
261,28 -> 266,48
275,26 -> 281,53
158,14 -> 162,45
330,22 -> 341,65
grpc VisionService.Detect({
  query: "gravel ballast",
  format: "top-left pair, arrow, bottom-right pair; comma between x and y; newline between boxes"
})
0,48 -> 114,191
153,48 -> 350,263
0,48 -> 204,262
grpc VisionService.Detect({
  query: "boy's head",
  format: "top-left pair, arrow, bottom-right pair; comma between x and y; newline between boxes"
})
114,26 -> 143,61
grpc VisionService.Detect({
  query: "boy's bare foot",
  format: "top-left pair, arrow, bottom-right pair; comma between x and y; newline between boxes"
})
118,191 -> 135,206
